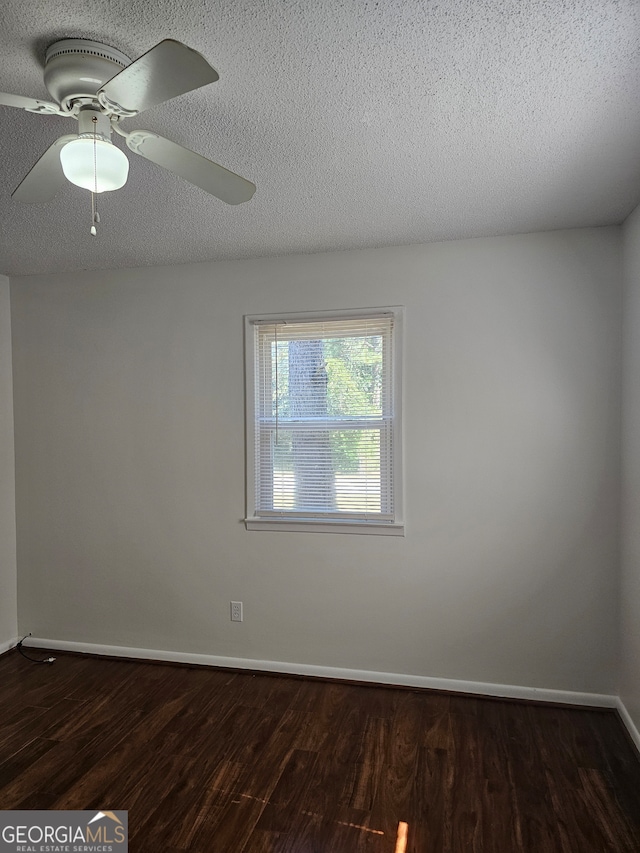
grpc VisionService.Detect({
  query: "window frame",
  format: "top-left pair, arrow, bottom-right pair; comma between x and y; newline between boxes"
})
244,306 -> 404,535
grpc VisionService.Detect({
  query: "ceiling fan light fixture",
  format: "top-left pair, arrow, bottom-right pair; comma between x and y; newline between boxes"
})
4,39 -> 256,207
59,137 -> 129,192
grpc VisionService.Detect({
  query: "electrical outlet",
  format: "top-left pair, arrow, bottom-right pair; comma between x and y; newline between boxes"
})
230,601 -> 243,622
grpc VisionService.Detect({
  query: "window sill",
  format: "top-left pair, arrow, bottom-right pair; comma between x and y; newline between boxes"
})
245,517 -> 405,536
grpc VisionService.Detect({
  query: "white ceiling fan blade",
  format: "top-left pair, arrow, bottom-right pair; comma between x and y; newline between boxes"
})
12,135 -> 77,203
98,40 -> 219,114
0,92 -> 63,115
125,130 -> 255,205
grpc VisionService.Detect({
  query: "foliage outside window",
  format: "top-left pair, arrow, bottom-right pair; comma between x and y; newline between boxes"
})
245,308 -> 403,534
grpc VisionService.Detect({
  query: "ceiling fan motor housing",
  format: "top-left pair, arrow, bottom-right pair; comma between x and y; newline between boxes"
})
43,39 -> 131,111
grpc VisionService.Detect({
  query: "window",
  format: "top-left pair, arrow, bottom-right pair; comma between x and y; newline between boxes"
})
245,307 -> 403,534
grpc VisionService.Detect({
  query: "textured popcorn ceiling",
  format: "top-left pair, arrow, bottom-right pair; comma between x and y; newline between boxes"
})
1,0 -> 640,276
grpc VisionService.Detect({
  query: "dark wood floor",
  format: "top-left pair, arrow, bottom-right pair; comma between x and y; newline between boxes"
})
0,649 -> 639,852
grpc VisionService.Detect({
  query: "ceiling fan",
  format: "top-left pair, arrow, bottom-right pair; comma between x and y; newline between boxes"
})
0,38 -> 256,208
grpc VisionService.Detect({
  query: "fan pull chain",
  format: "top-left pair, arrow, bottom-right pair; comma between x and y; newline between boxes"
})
90,116 -> 100,236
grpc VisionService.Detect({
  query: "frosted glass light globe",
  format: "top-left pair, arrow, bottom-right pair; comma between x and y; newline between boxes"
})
60,138 -> 129,192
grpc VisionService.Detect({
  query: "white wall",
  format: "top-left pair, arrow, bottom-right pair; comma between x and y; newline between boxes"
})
10,227 -> 622,693
621,207 -> 640,732
0,275 -> 17,648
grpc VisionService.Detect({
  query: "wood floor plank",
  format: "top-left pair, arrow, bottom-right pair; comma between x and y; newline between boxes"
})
0,648 -> 639,852
255,748 -> 319,833
475,700 -> 525,853
408,747 -> 454,852
348,716 -> 390,810
579,767 -> 639,851
0,737 -> 59,789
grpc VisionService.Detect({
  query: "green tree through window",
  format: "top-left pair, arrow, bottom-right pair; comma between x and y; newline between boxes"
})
247,309 -> 402,533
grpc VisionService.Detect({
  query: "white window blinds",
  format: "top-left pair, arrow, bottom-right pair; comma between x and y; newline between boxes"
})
246,310 -> 402,532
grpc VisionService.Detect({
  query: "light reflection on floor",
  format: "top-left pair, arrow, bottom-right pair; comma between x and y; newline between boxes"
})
226,792 -> 409,848
300,809 -> 384,835
395,821 -> 409,853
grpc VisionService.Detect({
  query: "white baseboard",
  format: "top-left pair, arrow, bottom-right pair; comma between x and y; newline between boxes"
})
616,697 -> 640,754
0,636 -> 18,655
23,636 -> 617,709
